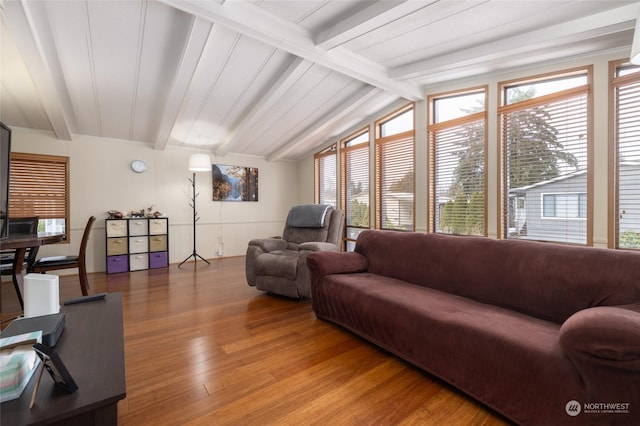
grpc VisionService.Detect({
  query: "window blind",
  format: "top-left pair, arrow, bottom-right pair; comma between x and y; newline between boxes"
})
314,146 -> 336,207
375,131 -> 414,231
430,113 -> 485,235
613,70 -> 640,249
500,85 -> 589,244
9,153 -> 69,222
341,135 -> 369,249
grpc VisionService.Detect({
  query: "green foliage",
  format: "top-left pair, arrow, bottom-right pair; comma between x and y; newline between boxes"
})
346,175 -> 369,227
389,171 -> 414,193
438,110 -> 485,235
439,87 -> 579,236
505,88 -> 578,188
384,218 -> 407,231
620,230 -> 640,249
453,120 -> 485,197
349,199 -> 369,227
439,182 -> 484,236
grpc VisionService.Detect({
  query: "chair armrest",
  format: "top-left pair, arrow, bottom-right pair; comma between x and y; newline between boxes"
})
248,238 -> 288,252
560,304 -> 640,402
306,251 -> 369,278
298,242 -> 340,252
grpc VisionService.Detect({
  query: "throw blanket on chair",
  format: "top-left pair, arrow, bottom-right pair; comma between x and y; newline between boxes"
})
286,204 -> 331,228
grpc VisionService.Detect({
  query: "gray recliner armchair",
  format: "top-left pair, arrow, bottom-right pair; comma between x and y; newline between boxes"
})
246,204 -> 344,299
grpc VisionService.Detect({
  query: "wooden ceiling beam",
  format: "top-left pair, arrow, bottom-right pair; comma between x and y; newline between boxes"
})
391,3 -> 640,81
160,0 -> 423,101
154,17 -> 213,150
315,0 -> 430,51
267,86 -> 384,162
2,0 -> 73,140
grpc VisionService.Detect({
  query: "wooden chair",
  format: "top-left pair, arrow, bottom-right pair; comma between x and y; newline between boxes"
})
0,216 -> 40,275
29,216 -> 96,296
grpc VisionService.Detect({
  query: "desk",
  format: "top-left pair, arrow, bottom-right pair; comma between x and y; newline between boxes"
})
0,232 -> 65,308
1,292 -> 126,425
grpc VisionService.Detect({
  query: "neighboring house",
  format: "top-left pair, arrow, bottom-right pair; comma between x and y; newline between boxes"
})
509,162 -> 640,245
508,170 -> 587,244
618,162 -> 640,239
381,192 -> 413,231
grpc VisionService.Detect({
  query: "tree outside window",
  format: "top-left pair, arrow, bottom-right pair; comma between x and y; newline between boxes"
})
430,88 -> 486,236
499,70 -> 590,244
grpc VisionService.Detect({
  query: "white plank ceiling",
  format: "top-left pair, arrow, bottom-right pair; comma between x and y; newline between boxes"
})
1,0 -> 638,161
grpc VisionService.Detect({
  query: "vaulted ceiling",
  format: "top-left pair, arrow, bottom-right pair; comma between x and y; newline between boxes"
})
1,0 -> 638,161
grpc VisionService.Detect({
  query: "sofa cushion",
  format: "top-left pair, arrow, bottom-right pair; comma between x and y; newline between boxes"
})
283,226 -> 329,245
354,230 -> 640,324
254,249 -> 298,280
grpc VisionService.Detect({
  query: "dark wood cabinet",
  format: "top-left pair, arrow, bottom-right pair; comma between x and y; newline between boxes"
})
1,293 -> 126,425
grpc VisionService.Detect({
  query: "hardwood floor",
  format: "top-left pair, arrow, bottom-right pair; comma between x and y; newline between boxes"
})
1,257 -> 512,425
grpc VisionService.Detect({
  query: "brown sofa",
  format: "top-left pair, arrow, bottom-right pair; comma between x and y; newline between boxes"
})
307,230 -> 640,425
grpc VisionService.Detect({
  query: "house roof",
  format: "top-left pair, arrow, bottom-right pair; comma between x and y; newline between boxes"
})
509,161 -> 640,195
508,169 -> 587,194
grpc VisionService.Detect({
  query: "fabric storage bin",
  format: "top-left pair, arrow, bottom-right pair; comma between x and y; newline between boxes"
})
129,254 -> 148,271
106,255 -> 128,274
106,220 -> 127,237
149,218 -> 167,235
128,219 -> 148,236
106,237 -> 128,256
149,235 -> 167,252
149,252 -> 168,269
129,236 -> 149,254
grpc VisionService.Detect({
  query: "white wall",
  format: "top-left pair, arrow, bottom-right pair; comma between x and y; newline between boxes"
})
11,128 -> 299,273
296,156 -> 314,205
299,49 -> 629,249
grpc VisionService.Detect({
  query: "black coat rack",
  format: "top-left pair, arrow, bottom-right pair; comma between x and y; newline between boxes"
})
179,172 -> 210,267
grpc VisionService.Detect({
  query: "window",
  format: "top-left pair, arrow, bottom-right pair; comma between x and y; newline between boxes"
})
9,153 -> 69,238
610,61 -> 640,250
341,129 -> 369,251
375,104 -> 414,231
314,144 -> 337,207
499,68 -> 591,245
428,87 -> 486,235
380,107 -> 413,136
542,193 -> 586,218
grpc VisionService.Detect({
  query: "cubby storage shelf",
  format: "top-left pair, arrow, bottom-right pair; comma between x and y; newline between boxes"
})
106,217 -> 169,274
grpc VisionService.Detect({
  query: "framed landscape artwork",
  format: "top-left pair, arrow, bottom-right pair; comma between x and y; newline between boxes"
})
212,164 -> 259,202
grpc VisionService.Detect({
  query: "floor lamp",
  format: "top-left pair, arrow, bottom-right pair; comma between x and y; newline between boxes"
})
179,153 -> 211,267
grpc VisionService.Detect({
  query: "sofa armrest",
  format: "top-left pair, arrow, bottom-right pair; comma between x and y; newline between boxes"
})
560,304 -> 640,362
306,251 -> 369,278
298,242 -> 340,252
248,237 -> 288,252
560,304 -> 640,401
